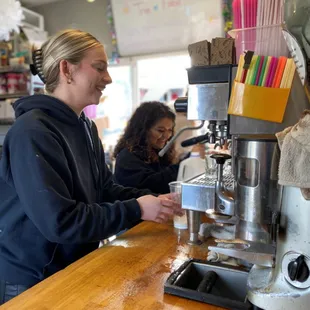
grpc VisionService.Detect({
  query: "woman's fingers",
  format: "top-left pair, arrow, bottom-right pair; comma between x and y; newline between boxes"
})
155,214 -> 168,223
174,209 -> 185,216
160,198 -> 181,210
137,194 -> 184,224
159,206 -> 174,217
156,206 -> 185,224
160,199 -> 184,216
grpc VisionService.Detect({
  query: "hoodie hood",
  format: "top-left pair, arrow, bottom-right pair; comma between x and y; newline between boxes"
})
13,94 -> 82,125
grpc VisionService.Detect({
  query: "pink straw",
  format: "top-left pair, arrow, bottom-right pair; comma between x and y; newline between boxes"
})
266,58 -> 278,87
233,0 -> 242,29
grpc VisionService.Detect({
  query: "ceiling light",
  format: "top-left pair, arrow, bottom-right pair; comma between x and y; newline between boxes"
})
87,0 -> 95,2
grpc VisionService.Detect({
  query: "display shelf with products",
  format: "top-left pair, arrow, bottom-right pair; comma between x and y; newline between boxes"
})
0,98 -> 14,120
0,92 -> 28,100
0,118 -> 14,125
0,28 -> 37,101
0,7 -> 46,151
0,64 -> 29,73
0,66 -> 30,99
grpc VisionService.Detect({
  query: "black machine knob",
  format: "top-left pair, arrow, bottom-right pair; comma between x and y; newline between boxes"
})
210,154 -> 232,165
174,97 -> 188,113
288,255 -> 310,282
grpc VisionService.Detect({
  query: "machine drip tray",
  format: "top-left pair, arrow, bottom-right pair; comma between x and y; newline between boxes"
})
164,259 -> 253,310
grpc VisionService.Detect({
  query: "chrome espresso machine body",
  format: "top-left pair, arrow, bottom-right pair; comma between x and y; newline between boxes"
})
177,64 -> 308,246
176,61 -> 310,309
175,65 -> 236,244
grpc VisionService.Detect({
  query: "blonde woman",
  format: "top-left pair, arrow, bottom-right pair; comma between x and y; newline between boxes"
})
0,29 -> 182,303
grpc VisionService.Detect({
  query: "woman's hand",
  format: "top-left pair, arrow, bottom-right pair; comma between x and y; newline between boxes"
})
137,194 -> 183,224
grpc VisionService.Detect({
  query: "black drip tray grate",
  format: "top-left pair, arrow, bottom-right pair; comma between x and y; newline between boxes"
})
164,259 -> 253,310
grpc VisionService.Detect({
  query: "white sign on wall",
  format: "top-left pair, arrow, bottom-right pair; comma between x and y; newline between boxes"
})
111,0 -> 224,56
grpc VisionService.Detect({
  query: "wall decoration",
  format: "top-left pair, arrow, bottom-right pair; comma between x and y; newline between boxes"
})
106,0 -> 120,63
222,0 -> 233,36
110,0 -> 223,56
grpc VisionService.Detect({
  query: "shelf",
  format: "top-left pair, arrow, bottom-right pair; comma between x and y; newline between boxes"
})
0,119 -> 14,125
0,65 -> 30,73
0,92 -> 29,100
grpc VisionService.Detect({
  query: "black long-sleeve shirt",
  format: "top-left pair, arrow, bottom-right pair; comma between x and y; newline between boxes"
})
114,148 -> 179,194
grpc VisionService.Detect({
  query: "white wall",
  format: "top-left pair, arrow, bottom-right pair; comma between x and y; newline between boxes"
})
32,0 -> 113,58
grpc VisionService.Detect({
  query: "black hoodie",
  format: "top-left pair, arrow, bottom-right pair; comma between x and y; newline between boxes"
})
0,94 -> 151,286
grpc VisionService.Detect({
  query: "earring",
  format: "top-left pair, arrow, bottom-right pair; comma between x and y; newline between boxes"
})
67,78 -> 72,84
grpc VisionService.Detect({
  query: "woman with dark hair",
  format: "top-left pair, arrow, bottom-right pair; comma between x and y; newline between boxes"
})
114,101 -> 179,194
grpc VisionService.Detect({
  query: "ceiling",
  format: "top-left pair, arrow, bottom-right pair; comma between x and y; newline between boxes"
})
20,0 -> 66,8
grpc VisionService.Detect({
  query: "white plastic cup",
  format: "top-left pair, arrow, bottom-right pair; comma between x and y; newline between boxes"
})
168,181 -> 188,229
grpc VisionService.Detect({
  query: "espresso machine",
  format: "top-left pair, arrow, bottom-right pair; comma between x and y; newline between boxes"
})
164,11 -> 310,306
175,62 -> 307,248
172,65 -> 236,244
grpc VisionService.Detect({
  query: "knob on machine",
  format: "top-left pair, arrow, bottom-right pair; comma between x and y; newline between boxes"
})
282,252 -> 310,289
288,255 -> 310,283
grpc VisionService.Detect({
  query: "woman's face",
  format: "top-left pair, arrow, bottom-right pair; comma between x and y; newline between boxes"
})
69,46 -> 112,106
148,117 -> 174,150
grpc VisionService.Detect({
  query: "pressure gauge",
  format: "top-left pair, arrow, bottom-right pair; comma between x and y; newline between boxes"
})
282,29 -> 307,85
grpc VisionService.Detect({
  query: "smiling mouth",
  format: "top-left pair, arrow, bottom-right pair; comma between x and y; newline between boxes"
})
96,86 -> 105,92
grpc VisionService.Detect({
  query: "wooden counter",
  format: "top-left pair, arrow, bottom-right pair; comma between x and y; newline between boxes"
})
1,222 -> 226,310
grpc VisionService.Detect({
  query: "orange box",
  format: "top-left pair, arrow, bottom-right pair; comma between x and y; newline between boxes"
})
228,81 -> 291,123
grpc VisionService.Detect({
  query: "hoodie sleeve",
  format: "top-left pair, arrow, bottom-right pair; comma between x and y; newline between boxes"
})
4,129 -> 142,244
114,149 -> 179,194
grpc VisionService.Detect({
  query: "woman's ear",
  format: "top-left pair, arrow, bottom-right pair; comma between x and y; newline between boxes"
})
59,59 -> 74,83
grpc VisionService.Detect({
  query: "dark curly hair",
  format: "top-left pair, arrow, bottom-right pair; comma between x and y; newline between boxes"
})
114,101 -> 176,164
